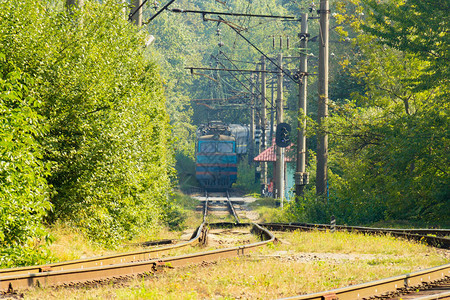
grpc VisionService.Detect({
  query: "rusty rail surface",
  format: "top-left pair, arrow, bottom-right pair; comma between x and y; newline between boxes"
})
261,223 -> 450,300
279,264 -> 450,300
280,222 -> 450,237
262,223 -> 450,249
226,190 -> 240,224
0,223 -> 207,278
0,192 -> 265,292
0,223 -> 274,292
0,187 -> 217,280
2,197 -> 447,299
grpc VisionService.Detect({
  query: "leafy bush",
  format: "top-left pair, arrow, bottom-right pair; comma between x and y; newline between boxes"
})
0,0 -> 174,252
0,63 -> 52,266
234,159 -> 260,193
162,192 -> 201,231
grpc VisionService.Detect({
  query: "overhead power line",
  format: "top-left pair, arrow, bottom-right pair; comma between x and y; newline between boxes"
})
128,0 -> 148,21
186,67 -> 280,74
169,8 -> 295,20
143,0 -> 176,25
222,18 -> 299,83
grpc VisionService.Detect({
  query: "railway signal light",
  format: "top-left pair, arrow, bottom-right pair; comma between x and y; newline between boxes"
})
276,123 -> 291,148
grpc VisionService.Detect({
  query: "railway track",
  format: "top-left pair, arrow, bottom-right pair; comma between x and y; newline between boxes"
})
0,191 -> 271,293
263,223 -> 450,300
0,223 -> 207,278
263,223 -> 450,249
279,264 -> 450,300
200,190 -> 241,224
1,191 -> 449,300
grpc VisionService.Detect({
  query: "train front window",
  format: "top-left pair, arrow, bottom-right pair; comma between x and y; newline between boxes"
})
200,142 -> 216,153
217,142 -> 233,153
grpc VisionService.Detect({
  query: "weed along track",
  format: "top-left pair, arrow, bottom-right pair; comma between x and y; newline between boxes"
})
1,193 -> 449,299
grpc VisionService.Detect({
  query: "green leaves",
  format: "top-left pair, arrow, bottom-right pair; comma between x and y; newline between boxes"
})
0,65 -> 51,267
322,0 -> 450,226
0,0 -> 174,260
362,0 -> 449,91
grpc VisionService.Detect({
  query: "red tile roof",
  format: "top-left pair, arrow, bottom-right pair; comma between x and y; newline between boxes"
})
253,144 -> 294,162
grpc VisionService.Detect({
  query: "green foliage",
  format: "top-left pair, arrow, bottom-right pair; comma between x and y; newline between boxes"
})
318,0 -> 450,226
152,0 -> 448,227
0,63 -> 52,266
175,152 -> 199,190
162,192 -> 200,231
362,0 -> 449,91
234,159 -> 260,193
0,0 -> 174,253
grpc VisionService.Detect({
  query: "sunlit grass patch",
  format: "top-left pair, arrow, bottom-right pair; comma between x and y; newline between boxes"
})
47,221 -> 184,263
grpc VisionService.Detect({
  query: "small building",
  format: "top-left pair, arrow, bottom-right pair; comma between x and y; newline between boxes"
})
253,143 -> 295,201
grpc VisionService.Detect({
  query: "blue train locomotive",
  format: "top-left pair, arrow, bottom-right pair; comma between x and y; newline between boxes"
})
195,122 -> 249,191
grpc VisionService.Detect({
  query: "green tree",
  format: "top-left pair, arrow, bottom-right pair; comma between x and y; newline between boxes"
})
322,0 -> 449,225
0,0 -> 174,250
0,61 -> 52,266
363,0 -> 449,91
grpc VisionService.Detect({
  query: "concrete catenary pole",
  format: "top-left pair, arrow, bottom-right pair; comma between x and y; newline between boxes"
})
275,54 -> 285,206
131,0 -> 142,26
260,56 -> 268,193
295,13 -> 309,197
270,77 -> 275,146
249,74 -> 255,165
316,0 -> 329,197
255,64 -> 261,183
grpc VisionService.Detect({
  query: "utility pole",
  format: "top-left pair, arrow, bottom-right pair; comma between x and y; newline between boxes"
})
316,0 -> 329,196
255,64 -> 261,135
255,64 -> 261,184
275,54 -> 285,207
249,74 -> 255,165
270,77 -> 275,146
131,0 -> 143,26
260,56 -> 268,194
295,13 -> 309,197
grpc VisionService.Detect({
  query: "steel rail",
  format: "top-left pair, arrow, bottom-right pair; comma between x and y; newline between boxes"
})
0,223 -> 207,278
262,223 -> 450,249
0,192 -> 253,291
279,264 -> 450,300
1,191 -> 216,278
260,223 -> 450,300
202,190 -> 209,223
2,205 -> 447,297
414,291 -> 450,300
284,222 -> 450,237
0,223 -> 274,292
226,190 -> 240,224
